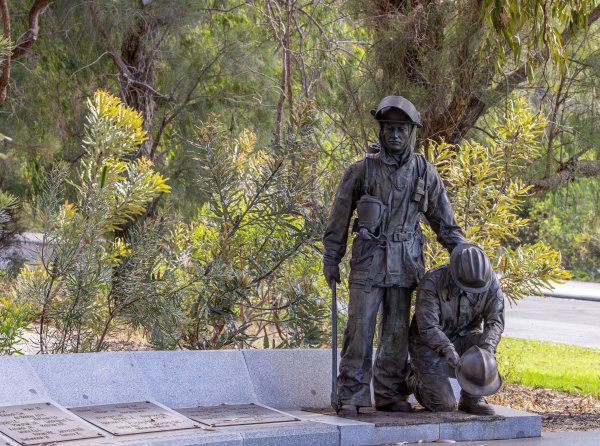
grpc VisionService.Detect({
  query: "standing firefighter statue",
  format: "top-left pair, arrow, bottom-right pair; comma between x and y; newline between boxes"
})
323,96 -> 466,416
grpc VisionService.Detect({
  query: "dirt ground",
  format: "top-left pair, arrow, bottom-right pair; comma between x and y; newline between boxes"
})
488,383 -> 600,431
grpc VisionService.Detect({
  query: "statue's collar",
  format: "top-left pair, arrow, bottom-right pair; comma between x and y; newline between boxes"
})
379,148 -> 414,167
443,267 -> 478,303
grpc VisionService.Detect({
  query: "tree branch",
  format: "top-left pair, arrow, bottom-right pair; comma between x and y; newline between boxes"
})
89,5 -> 133,78
150,46 -> 226,156
531,153 -> 600,192
447,4 -> 600,145
0,0 -> 10,105
11,0 -> 49,59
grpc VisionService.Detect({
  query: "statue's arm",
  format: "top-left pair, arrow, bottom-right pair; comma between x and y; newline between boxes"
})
323,162 -> 361,265
414,276 -> 455,355
424,165 -> 466,253
479,275 -> 505,353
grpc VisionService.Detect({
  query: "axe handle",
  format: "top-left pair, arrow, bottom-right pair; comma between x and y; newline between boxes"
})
330,280 -> 339,411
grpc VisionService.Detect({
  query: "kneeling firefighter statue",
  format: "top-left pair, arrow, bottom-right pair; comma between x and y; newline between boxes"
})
323,96 -> 466,416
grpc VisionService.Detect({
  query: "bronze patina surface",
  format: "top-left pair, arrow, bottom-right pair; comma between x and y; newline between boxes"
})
305,406 -> 505,427
0,402 -> 104,445
323,95 -> 466,413
176,403 -> 298,427
68,401 -> 199,436
407,244 -> 505,415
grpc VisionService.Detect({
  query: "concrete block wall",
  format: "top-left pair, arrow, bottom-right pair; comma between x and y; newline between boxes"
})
0,349 -> 462,409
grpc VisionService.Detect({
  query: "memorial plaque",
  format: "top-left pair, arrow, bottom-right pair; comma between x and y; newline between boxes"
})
176,403 -> 299,427
68,401 -> 200,436
0,402 -> 105,445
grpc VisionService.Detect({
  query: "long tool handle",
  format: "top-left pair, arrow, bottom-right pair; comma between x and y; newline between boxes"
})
330,280 -> 339,411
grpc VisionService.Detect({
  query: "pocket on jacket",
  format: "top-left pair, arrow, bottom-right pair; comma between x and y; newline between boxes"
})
349,238 -> 375,271
408,233 -> 425,278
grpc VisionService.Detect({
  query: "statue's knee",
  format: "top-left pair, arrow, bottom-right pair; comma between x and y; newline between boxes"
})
429,400 -> 457,412
422,390 -> 457,412
417,390 -> 457,412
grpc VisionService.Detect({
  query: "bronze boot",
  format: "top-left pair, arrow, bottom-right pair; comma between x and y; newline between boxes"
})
376,395 -> 413,413
458,394 -> 495,415
337,404 -> 358,417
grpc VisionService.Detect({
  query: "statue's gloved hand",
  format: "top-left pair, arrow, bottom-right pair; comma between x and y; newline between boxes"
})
323,263 -> 341,285
442,346 -> 460,369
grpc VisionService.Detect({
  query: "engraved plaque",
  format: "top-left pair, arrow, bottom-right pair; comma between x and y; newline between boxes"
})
0,402 -> 105,445
176,403 -> 298,427
68,401 -> 199,436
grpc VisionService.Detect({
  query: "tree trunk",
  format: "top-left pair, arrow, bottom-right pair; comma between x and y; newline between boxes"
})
0,0 -> 49,105
118,13 -> 160,160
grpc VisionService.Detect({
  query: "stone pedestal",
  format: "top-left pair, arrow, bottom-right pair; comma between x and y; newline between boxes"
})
294,405 -> 541,445
0,349 -> 541,445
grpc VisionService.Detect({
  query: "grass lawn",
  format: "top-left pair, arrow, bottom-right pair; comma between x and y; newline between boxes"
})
496,337 -> 600,398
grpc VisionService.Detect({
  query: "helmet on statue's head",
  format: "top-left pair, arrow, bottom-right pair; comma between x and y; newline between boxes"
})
371,96 -> 422,127
450,243 -> 493,293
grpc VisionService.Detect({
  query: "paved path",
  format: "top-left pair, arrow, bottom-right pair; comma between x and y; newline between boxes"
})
504,295 -> 600,348
410,430 -> 600,445
543,280 -> 600,302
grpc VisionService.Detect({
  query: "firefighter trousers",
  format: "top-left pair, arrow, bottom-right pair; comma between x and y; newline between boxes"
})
337,284 -> 412,407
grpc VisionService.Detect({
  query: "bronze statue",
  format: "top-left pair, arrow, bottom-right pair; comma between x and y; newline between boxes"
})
323,96 -> 466,416
407,243 -> 505,415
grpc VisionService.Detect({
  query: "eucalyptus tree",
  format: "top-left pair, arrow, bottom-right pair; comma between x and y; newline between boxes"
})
345,1 -> 600,277
360,1 -> 599,143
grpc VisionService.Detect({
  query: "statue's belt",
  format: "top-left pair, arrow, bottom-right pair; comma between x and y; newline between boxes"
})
390,231 -> 414,242
358,230 -> 415,242
363,231 -> 418,292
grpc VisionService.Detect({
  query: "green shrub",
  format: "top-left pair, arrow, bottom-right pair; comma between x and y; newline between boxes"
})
145,114 -> 329,350
0,297 -> 32,355
12,91 -> 170,353
423,99 -> 570,303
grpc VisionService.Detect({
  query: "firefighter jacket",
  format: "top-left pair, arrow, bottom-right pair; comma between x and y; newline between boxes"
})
323,147 -> 466,290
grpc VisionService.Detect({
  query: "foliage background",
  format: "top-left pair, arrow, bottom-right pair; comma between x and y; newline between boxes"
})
1,0 -> 599,353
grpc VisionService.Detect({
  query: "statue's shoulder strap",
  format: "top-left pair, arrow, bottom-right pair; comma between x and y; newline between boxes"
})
414,153 -> 428,178
367,142 -> 381,155
363,151 -> 381,195
362,154 -> 370,195
413,153 -> 429,214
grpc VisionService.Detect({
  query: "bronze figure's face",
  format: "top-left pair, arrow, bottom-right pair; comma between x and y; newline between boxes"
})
382,122 -> 411,154
378,107 -> 413,155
